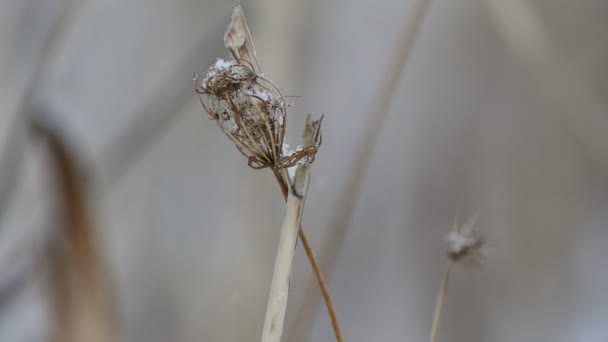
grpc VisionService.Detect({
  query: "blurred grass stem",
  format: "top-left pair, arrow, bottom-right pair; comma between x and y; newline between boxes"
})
429,261 -> 451,342
288,0 -> 434,339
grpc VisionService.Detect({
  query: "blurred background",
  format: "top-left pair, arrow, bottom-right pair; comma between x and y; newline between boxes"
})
2,0 -> 608,341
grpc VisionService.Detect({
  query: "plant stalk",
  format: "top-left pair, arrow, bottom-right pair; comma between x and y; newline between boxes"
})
429,261 -> 451,342
273,170 -> 343,342
261,164 -> 312,342
263,115 -> 342,342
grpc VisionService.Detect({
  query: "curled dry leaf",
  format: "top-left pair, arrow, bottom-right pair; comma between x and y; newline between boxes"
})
224,4 -> 261,73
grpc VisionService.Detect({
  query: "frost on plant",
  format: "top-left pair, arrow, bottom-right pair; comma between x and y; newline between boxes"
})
194,58 -> 318,171
193,4 -> 321,172
193,6 -> 338,341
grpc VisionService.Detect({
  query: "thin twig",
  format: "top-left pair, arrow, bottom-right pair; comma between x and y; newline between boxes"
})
429,261 -> 451,342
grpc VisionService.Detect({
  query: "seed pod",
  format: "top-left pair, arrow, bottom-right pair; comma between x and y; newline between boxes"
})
195,59 -> 288,169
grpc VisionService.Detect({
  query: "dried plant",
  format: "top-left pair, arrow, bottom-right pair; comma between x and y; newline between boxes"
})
195,59 -> 316,171
429,215 -> 485,342
195,5 -> 342,341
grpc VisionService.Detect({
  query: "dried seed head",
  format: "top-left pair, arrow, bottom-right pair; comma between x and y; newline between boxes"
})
195,5 -> 321,171
195,59 -> 319,171
445,215 -> 485,266
195,59 -> 288,169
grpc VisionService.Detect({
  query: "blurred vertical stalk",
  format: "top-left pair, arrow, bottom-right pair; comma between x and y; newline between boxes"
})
34,123 -> 114,342
429,216 -> 483,342
11,0 -> 115,339
1,0 -> 84,242
429,262 -> 451,342
485,0 -> 608,170
288,0 -> 435,339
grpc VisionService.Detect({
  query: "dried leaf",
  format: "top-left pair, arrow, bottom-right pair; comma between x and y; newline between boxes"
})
224,4 -> 261,73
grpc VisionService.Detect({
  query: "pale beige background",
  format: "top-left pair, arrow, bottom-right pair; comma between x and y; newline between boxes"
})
1,0 -> 608,341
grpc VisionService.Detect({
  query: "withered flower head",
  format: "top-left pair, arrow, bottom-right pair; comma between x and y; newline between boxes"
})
194,59 -> 317,170
195,4 -> 319,171
445,215 -> 485,266
195,58 -> 283,167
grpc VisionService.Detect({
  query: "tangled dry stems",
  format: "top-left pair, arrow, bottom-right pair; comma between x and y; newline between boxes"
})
195,60 -> 317,171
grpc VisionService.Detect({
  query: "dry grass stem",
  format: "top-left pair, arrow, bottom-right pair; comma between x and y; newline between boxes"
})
429,261 -> 451,342
261,116 -> 321,342
272,131 -> 344,342
485,0 -> 608,171
429,216 -> 484,342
